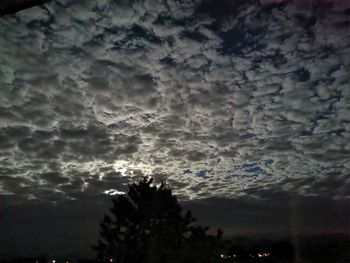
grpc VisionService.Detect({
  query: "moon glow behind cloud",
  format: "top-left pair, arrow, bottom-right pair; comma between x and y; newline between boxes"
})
0,0 -> 349,203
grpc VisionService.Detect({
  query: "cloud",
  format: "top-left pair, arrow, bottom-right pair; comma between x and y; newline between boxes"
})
0,0 -> 349,203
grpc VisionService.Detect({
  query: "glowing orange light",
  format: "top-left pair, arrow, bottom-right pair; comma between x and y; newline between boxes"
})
220,254 -> 232,259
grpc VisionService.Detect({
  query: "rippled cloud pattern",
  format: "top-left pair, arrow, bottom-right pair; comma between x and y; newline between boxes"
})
0,0 -> 349,202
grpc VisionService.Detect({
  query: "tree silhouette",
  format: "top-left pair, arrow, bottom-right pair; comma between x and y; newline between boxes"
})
94,177 -> 224,263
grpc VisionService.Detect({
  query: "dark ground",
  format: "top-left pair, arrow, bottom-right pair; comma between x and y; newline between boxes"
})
1,234 -> 348,263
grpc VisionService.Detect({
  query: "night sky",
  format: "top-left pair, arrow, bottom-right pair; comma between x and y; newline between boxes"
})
0,0 -> 349,258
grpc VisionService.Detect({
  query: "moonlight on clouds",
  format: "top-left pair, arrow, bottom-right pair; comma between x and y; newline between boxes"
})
0,0 -> 349,203
1,0 -> 350,258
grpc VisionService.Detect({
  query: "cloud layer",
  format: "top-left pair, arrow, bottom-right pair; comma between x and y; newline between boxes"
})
0,0 -> 349,202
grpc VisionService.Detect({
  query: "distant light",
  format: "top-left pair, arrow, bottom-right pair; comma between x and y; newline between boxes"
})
220,254 -> 231,259
109,259 -> 113,262
258,252 -> 270,257
52,260 -> 56,263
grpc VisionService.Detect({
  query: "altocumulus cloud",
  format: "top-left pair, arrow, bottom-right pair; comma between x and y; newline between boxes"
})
0,0 -> 349,203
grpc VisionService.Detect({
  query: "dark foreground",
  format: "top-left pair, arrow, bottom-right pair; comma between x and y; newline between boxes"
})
1,234 -> 348,263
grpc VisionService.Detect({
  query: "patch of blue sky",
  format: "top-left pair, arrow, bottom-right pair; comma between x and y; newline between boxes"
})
196,170 -> 210,179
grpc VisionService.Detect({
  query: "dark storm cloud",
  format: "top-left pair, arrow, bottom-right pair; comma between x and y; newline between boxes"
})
0,0 -> 349,203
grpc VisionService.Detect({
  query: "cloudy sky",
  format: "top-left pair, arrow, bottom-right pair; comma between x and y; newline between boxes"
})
0,0 -> 349,258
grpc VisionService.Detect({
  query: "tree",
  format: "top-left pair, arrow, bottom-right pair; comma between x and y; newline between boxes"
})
94,177 -> 224,263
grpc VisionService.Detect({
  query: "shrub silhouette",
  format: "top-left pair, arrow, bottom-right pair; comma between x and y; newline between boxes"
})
94,177 -> 224,263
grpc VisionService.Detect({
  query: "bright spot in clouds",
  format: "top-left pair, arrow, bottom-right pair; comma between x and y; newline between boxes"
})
113,160 -> 153,177
104,189 -> 126,196
0,0 -> 349,202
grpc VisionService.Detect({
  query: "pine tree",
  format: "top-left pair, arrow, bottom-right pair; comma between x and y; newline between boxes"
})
94,177 -> 201,263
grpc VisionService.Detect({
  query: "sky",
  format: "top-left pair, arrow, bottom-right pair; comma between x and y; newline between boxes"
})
0,0 -> 349,258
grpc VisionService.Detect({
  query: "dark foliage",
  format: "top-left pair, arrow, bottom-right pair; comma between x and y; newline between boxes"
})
94,177 -> 224,263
